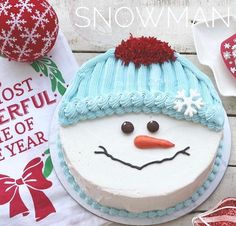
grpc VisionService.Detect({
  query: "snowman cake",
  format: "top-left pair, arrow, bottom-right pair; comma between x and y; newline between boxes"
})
58,36 -> 225,215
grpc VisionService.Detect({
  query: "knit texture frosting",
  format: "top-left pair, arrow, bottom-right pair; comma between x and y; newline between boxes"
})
58,49 -> 224,131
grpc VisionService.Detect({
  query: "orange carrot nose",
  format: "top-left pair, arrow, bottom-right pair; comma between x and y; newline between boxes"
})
134,135 -> 175,149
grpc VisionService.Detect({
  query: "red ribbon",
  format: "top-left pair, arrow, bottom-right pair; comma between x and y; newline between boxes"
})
0,157 -> 56,221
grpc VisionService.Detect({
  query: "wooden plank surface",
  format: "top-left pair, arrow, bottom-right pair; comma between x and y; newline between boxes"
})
51,0 -> 235,52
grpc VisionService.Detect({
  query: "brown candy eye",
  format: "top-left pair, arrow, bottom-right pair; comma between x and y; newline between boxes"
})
121,121 -> 134,134
147,121 -> 159,133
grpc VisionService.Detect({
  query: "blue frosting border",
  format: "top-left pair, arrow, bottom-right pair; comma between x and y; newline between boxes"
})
59,91 -> 224,131
57,139 -> 223,219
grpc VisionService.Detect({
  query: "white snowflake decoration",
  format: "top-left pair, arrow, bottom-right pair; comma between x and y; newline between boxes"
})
13,45 -> 32,58
20,28 -> 40,44
6,12 -> 26,31
31,10 -> 49,29
0,29 -> 16,49
32,52 -> 43,60
223,51 -> 231,60
232,50 -> 236,58
224,43 -> 231,49
41,2 -> 54,17
15,0 -> 35,13
173,89 -> 204,117
0,0 -> 12,16
232,45 -> 236,58
42,30 -> 56,46
38,22 -> 58,57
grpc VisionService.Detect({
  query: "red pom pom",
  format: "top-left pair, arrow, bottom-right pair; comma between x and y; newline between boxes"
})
115,36 -> 176,67
0,0 -> 59,62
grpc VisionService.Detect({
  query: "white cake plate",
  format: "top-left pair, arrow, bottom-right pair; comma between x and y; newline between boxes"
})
50,107 -> 231,226
192,16 -> 236,97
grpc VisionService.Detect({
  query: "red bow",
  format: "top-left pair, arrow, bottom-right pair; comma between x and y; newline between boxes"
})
0,158 -> 56,221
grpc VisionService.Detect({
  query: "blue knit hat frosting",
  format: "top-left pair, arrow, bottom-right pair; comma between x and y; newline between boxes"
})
59,37 -> 224,131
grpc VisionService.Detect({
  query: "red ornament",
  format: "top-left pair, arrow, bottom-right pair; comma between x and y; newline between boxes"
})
0,0 -> 59,62
115,35 -> 176,67
221,34 -> 236,78
192,197 -> 236,226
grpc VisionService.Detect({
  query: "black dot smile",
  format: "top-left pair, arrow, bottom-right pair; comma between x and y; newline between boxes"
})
94,146 -> 190,170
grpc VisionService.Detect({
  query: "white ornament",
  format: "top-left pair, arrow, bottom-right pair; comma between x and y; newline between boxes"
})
224,43 -> 231,49
223,51 -> 231,60
173,89 -> 204,117
20,28 -> 41,44
0,0 -> 12,16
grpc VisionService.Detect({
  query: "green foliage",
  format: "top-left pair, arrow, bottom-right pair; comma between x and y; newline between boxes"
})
31,57 -> 67,96
43,149 -> 53,178
43,156 -> 53,178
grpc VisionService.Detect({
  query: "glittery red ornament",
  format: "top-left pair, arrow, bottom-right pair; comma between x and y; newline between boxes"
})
221,34 -> 236,78
0,0 -> 59,62
115,35 -> 176,67
193,197 -> 236,226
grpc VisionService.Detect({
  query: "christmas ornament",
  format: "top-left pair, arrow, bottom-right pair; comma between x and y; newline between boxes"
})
0,0 -> 59,62
221,34 -> 236,78
192,197 -> 236,225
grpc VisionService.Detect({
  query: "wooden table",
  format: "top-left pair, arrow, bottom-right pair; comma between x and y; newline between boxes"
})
51,0 -> 236,225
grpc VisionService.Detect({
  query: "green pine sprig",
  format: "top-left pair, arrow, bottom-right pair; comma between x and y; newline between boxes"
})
43,149 -> 53,178
31,57 -> 67,96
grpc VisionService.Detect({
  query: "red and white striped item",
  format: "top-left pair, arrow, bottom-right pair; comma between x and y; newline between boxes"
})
192,198 -> 236,226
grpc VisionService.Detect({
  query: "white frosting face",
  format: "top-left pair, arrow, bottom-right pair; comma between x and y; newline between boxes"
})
60,113 -> 222,212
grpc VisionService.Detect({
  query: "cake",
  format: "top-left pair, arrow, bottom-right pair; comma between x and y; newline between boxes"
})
58,36 -> 225,216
